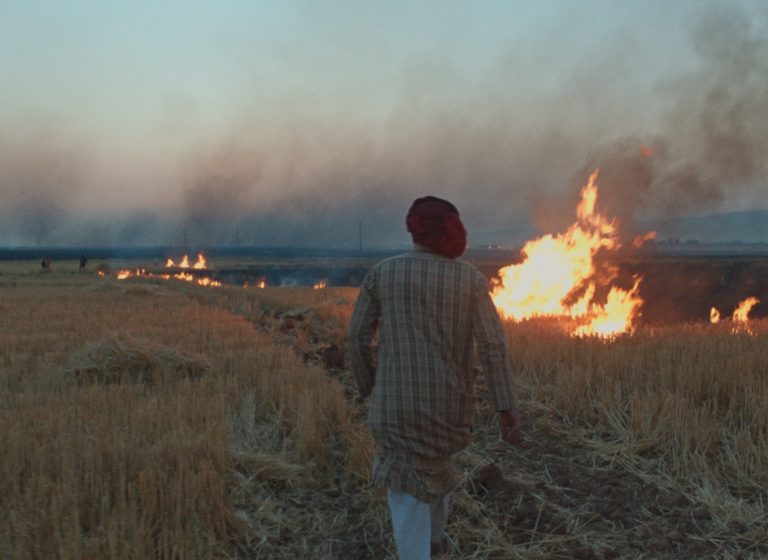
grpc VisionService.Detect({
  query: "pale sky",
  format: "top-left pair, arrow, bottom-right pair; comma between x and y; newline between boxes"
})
1,1 -> 767,247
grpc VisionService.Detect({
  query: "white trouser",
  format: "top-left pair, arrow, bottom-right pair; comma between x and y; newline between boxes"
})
387,489 -> 449,560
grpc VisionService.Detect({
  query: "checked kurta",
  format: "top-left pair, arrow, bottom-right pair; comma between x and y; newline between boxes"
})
348,249 -> 517,502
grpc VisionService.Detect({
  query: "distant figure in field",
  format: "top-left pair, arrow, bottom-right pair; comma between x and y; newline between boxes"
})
41,257 -> 52,271
79,255 -> 88,273
348,196 -> 523,559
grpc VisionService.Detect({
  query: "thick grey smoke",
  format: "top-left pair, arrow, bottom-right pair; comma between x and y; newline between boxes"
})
2,3 -> 766,248
173,3 -> 768,249
581,4 -> 768,232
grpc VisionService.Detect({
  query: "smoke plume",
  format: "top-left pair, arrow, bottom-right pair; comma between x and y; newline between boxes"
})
582,4 -> 768,231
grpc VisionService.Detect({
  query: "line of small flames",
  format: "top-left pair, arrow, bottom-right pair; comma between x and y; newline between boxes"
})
241,280 -> 327,289
107,253 -> 331,291
108,268 -> 222,288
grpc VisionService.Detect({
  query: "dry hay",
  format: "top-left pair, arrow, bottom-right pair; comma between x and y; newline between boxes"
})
231,451 -> 304,486
65,335 -> 210,386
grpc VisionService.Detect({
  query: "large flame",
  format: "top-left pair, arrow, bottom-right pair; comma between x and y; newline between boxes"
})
491,171 -> 645,337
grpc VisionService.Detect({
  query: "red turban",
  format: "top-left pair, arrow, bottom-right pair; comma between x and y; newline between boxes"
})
406,196 -> 467,259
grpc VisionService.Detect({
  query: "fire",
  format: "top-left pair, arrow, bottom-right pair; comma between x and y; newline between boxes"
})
732,297 -> 759,323
710,307 -> 720,324
166,253 -> 207,270
244,279 -> 267,289
111,259 -> 220,288
192,253 -> 207,269
573,279 -> 642,337
195,276 -> 221,287
313,281 -> 327,290
491,171 -> 645,337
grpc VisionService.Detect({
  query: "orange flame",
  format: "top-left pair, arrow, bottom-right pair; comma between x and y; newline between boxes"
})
166,253 -> 207,270
732,297 -> 759,323
491,171 -> 645,337
710,307 -> 720,324
573,278 -> 643,337
192,253 -> 207,269
313,281 -> 327,290
112,266 -> 220,288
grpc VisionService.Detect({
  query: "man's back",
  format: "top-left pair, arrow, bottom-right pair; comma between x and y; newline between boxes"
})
349,250 -> 515,464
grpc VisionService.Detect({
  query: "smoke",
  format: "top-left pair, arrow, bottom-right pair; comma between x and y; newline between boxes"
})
173,3 -> 768,249
582,3 -> 768,230
0,120 -> 90,246
2,3 -> 766,248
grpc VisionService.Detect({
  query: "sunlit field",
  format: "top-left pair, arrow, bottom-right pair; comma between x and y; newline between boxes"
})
1,259 -> 766,558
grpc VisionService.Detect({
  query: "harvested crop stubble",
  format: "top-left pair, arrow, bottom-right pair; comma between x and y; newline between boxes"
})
65,336 -> 210,385
0,271 -> 370,559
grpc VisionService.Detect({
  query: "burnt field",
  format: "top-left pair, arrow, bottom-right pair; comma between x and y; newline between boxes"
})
614,254 -> 768,325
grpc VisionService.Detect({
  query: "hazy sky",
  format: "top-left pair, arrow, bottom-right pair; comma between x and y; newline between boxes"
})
1,1 -> 767,247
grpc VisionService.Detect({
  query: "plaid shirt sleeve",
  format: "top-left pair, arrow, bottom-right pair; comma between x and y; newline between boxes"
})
472,271 -> 517,411
348,267 -> 380,398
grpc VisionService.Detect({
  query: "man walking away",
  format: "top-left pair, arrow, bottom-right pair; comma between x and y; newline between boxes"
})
348,196 -> 523,559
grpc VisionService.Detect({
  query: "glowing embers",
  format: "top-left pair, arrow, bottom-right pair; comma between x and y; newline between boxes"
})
242,278 -> 267,289
491,171 -> 647,338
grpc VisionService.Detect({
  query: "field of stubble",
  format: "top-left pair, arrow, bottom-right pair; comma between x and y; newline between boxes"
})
1,259 -> 766,559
